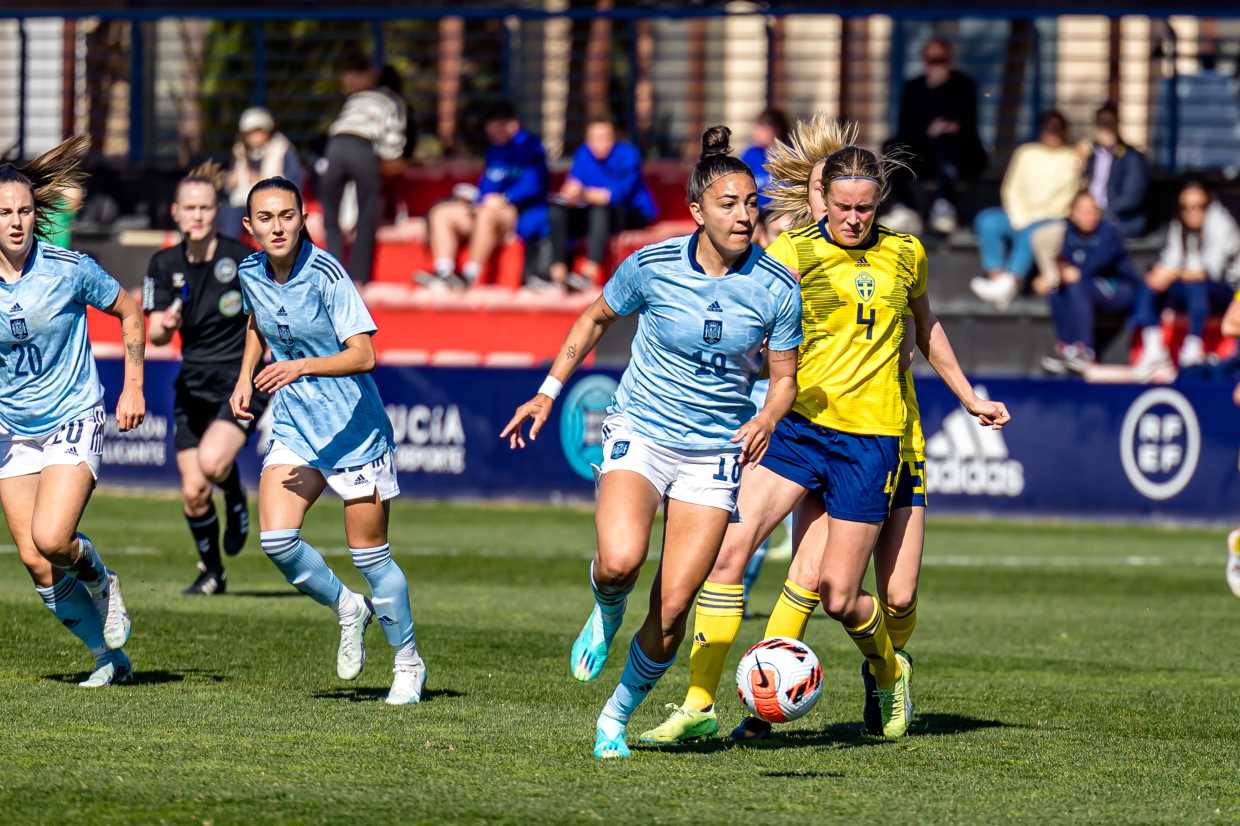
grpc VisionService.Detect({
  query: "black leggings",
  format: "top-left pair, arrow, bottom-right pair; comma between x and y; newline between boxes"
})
320,134 -> 381,283
549,203 -> 649,268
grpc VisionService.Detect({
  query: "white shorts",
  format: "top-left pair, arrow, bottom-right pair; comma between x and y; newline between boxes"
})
599,412 -> 740,514
0,406 -> 105,481
263,439 -> 400,501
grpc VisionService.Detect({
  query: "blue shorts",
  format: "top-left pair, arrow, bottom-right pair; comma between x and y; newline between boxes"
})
890,459 -> 927,510
760,413 -> 902,523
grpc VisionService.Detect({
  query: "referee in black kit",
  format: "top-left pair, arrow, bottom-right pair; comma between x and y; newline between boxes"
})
144,163 -> 269,595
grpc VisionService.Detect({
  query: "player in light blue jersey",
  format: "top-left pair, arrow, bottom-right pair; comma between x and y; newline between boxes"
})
229,177 -> 425,705
0,137 -> 146,686
502,127 -> 802,758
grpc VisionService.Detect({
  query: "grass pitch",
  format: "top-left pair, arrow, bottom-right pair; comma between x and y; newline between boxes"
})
0,492 -> 1237,825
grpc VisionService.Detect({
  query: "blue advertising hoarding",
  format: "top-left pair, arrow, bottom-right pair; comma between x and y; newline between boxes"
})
95,360 -> 1239,522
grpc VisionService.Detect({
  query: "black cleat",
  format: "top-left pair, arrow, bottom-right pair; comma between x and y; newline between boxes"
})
729,715 -> 773,743
223,499 -> 249,556
861,660 -> 882,735
183,566 -> 227,596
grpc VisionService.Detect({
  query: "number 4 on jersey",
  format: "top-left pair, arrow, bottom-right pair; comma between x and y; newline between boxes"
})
855,303 -> 876,340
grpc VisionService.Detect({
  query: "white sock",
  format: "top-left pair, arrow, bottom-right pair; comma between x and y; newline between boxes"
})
462,261 -> 481,282
434,257 -> 454,277
395,644 -> 421,667
334,588 -> 361,623
1142,326 -> 1166,356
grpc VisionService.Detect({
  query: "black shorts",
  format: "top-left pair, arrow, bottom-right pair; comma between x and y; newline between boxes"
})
173,364 -> 270,452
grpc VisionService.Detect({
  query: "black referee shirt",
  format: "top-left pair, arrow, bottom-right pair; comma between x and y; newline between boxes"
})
143,236 -> 254,366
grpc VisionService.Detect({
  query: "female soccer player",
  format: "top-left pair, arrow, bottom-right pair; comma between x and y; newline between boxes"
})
0,136 -> 145,686
645,115 -> 1009,744
501,127 -> 802,759
228,177 -> 425,705
146,162 -> 267,595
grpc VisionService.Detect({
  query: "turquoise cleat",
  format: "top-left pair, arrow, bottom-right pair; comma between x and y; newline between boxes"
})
570,604 -> 621,683
593,726 -> 631,759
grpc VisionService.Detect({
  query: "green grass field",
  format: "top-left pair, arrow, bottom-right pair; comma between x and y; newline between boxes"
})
1,491 -> 1237,825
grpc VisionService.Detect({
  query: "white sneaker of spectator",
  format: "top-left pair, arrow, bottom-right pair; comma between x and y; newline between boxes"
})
881,204 -> 923,235
1177,334 -> 1206,368
1132,327 -> 1173,379
970,272 -> 1019,309
929,198 -> 958,234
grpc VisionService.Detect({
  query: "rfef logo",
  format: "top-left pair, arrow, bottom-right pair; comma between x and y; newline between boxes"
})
1119,388 -> 1200,501
560,375 -> 618,481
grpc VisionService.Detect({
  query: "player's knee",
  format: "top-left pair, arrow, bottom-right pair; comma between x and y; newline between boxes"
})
31,526 -> 76,563
181,480 -> 213,513
710,535 -> 753,583
881,588 -> 916,615
592,553 -> 640,590
197,455 -> 233,484
820,589 -> 858,623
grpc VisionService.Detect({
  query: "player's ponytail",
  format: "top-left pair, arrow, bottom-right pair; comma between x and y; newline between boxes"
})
0,135 -> 90,241
687,125 -> 753,204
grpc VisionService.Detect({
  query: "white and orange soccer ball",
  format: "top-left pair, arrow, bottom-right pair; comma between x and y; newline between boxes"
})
735,636 -> 825,723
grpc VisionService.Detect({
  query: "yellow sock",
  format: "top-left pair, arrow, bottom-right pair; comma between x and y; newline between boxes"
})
684,581 -> 745,711
764,579 -> 820,640
846,595 -> 901,688
881,596 -> 918,651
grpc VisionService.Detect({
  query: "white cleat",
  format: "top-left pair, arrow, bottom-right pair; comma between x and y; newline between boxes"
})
79,651 -> 133,688
94,572 -> 131,650
337,594 -> 373,681
385,658 -> 427,705
1226,530 -> 1240,598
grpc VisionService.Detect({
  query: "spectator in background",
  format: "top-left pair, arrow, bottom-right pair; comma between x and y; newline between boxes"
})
886,37 -> 988,235
419,101 -> 548,289
1131,180 -> 1240,374
544,117 -> 655,291
1083,103 -> 1149,237
740,109 -> 792,245
1038,192 -> 1140,374
971,110 -> 1079,309
318,50 -> 407,284
221,107 -> 302,238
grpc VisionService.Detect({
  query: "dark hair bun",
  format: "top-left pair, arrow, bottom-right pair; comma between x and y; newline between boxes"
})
700,125 -> 732,161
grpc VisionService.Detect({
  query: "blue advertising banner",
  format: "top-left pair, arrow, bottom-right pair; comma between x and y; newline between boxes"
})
95,361 -> 1239,522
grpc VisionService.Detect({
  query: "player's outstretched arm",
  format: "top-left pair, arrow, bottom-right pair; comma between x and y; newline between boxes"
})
230,315 -> 265,421
909,291 -> 1011,430
104,288 -> 146,432
733,347 -> 797,465
500,294 -> 620,450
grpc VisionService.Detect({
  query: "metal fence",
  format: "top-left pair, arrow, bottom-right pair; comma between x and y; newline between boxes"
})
2,10 -> 1240,176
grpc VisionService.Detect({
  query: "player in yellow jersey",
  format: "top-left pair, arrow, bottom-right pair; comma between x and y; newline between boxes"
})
641,115 -> 1009,745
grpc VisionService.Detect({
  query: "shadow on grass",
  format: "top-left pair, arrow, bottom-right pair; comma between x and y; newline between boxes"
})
312,687 -> 465,703
911,713 -> 1014,737
41,669 -> 226,686
761,770 -> 846,779
225,590 -> 303,599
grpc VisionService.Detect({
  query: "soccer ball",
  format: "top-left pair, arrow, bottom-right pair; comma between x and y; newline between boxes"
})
735,636 -> 824,723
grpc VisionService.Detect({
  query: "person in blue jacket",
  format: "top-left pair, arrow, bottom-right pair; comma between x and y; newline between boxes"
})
1039,191 -> 1140,374
422,101 -> 549,288
740,109 -> 790,246
546,117 -> 656,291
1083,103 -> 1149,238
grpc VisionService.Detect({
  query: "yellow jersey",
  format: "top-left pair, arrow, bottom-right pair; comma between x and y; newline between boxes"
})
766,221 -> 928,439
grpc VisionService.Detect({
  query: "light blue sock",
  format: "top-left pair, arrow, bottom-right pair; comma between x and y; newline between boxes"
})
597,636 -> 676,737
590,560 -> 631,632
55,532 -> 109,598
260,529 -> 344,607
37,573 -> 107,658
351,544 -> 417,659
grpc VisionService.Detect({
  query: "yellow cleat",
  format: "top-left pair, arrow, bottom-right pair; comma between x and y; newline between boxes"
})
637,704 -> 718,745
876,651 -> 914,739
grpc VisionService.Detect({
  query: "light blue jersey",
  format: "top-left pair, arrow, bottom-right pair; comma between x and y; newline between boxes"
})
0,241 -> 120,437
602,233 -> 802,450
239,239 -> 393,469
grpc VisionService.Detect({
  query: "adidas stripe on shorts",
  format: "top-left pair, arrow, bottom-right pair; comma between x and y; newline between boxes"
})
0,405 -> 106,480
263,439 -> 400,501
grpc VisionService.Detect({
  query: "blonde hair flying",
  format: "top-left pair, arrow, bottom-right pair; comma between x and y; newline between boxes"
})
762,115 -> 858,228
0,135 -> 90,240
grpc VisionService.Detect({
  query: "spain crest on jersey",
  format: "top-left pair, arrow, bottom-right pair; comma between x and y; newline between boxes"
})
703,319 -> 723,345
277,323 -> 293,345
9,317 -> 28,340
855,272 -> 875,303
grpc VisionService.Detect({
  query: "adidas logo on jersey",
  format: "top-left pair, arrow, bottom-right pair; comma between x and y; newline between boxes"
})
924,386 -> 1024,497
10,303 -> 22,311
65,447 -> 78,456
277,306 -> 288,316
353,474 -> 368,485
706,301 -> 722,313
855,256 -> 868,267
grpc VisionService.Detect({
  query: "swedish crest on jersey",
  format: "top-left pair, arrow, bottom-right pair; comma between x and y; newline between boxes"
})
703,319 -> 723,344
854,272 -> 875,303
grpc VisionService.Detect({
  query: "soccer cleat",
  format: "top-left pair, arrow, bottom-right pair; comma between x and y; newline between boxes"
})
336,594 -> 373,681
183,564 -> 227,596
1226,529 -> 1240,598
860,661 -> 882,735
94,572 -> 131,650
570,604 -> 621,683
593,726 -> 631,760
79,650 -> 133,688
729,715 -> 773,742
638,704 -> 718,745
875,651 -> 915,739
385,658 -> 427,705
223,500 -> 249,556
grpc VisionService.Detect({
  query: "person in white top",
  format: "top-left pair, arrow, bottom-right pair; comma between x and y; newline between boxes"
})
1131,180 -> 1240,373
221,107 -> 303,237
318,50 -> 407,285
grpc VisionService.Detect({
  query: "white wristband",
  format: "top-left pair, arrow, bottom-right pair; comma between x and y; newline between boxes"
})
538,375 -> 563,401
